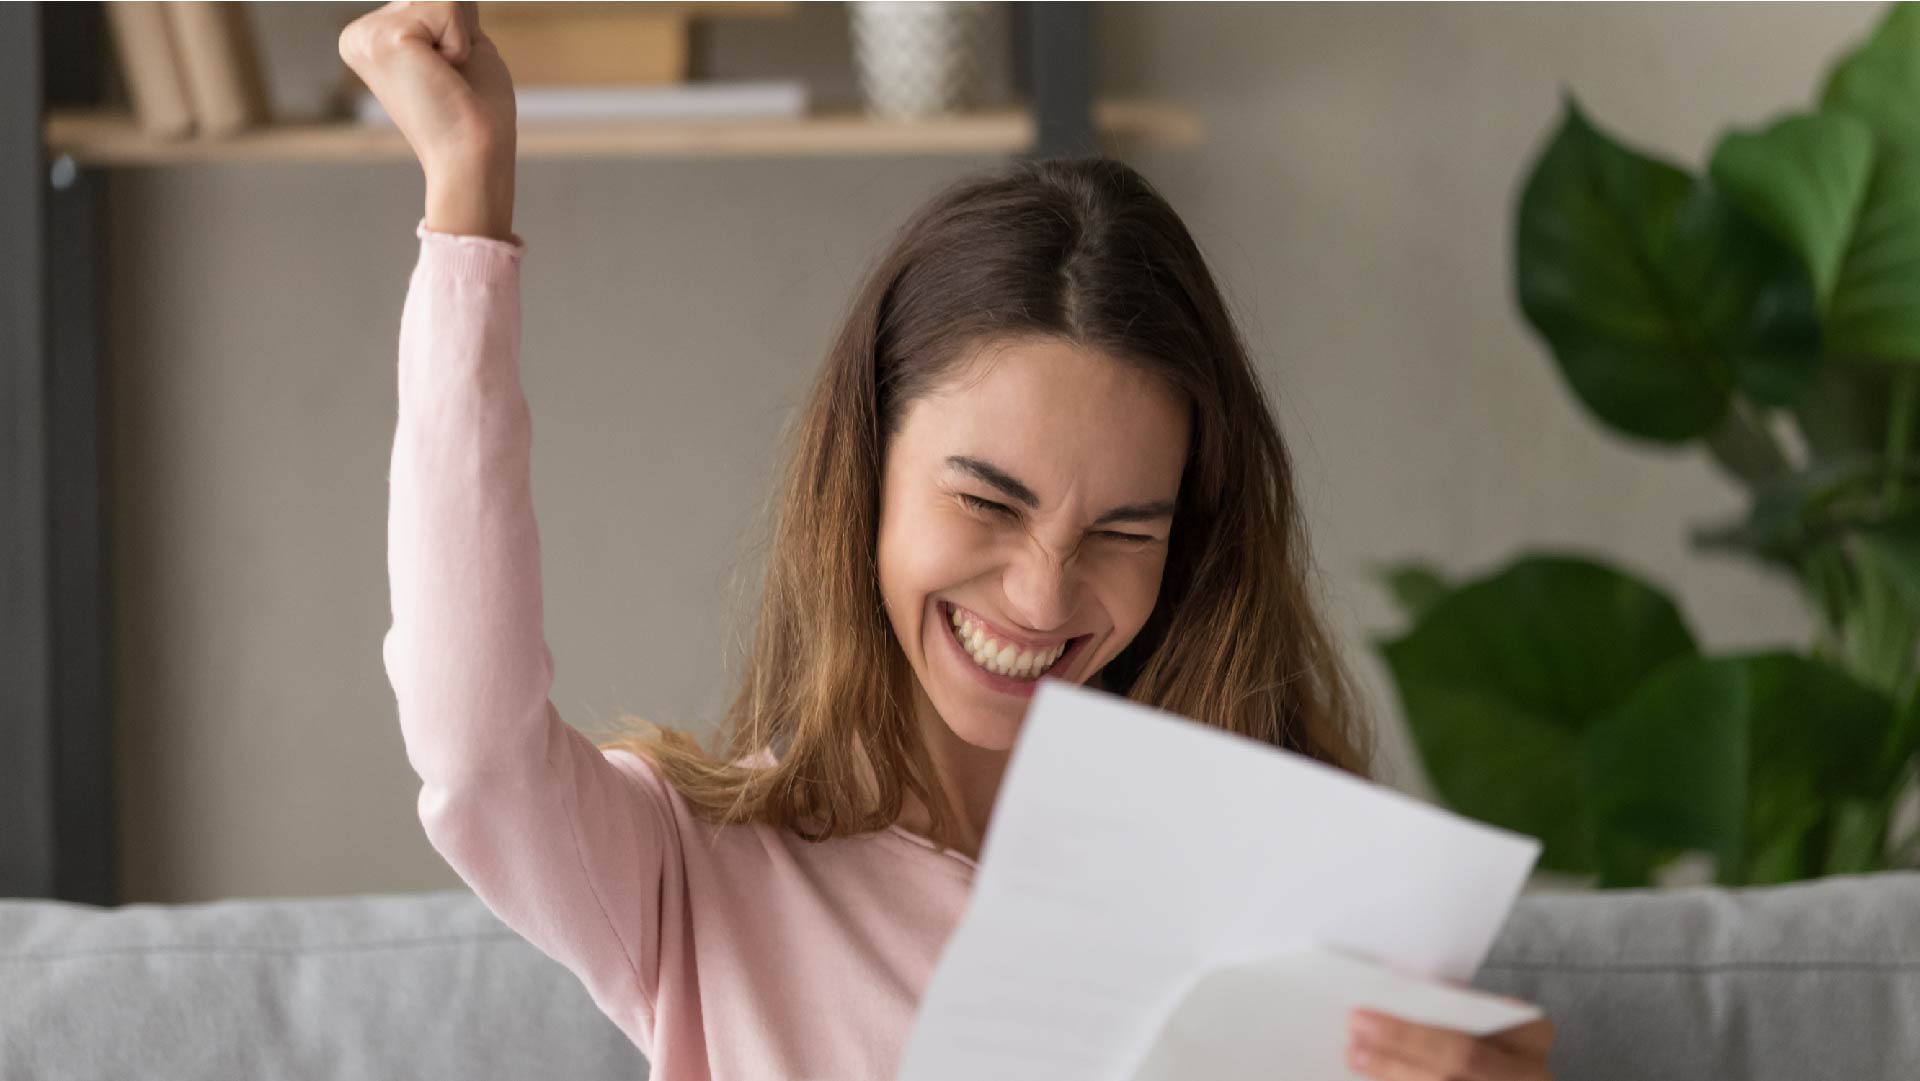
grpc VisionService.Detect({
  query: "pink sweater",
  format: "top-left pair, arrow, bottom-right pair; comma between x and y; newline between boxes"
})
383,222 -> 979,1081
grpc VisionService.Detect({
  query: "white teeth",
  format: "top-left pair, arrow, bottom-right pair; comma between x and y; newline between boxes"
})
946,605 -> 1067,681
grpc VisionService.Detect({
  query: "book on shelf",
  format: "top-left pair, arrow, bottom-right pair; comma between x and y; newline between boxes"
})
479,5 -> 690,86
471,1 -> 800,87
166,1 -> 272,137
102,1 -> 193,138
353,80 -> 812,125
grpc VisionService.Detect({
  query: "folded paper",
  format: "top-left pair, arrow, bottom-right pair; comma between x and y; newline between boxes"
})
897,680 -> 1543,1081
1126,942 -> 1542,1081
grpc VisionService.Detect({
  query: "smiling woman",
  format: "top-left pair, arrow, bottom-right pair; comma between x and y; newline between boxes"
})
367,7 -> 1400,1076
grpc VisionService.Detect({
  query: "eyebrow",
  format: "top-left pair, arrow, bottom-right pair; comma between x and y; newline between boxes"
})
944,455 -> 1177,527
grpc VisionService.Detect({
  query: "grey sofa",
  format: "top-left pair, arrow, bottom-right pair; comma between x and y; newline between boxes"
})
4,872 -> 1918,1080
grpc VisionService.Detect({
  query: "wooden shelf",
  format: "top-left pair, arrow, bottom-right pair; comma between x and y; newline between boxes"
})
44,100 -> 1202,165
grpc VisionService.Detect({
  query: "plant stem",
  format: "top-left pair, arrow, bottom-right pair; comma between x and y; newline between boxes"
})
1883,368 -> 1919,512
1704,399 -> 1791,485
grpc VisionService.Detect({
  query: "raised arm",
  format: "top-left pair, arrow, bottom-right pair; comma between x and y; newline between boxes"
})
348,1 -> 679,1042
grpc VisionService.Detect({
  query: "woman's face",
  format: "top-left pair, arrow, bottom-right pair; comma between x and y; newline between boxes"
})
876,337 -> 1191,751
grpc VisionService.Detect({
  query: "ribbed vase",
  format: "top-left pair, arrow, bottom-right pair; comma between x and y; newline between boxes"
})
849,2 -> 998,120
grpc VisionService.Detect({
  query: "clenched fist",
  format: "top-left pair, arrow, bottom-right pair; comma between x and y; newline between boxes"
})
340,0 -> 517,239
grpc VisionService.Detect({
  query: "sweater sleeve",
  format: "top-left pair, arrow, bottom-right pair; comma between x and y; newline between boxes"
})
381,220 -> 678,1038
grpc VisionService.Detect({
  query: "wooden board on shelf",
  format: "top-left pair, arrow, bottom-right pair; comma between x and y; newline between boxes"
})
44,101 -> 1203,164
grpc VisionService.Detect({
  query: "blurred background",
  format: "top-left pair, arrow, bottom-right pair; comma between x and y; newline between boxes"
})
9,1 -> 1911,906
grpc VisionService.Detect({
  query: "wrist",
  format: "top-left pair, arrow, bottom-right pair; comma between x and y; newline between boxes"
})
424,165 -> 515,241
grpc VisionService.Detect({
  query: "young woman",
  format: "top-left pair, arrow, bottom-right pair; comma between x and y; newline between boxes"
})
345,3 -> 1557,1079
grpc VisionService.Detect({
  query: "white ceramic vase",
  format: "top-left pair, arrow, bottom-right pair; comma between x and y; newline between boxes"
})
849,1 -> 998,120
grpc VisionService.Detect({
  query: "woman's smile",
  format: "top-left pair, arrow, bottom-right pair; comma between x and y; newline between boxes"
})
936,600 -> 1090,698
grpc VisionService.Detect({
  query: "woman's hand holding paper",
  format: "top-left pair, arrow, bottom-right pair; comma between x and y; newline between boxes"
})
1346,1005 -> 1554,1081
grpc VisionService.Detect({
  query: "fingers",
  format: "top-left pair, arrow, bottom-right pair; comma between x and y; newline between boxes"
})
1348,1036 -> 1548,1081
1349,1010 -> 1552,1081
1350,1041 -> 1465,1081
338,12 -> 465,104
1487,1015 -> 1556,1057
435,1 -> 476,64
403,0 -> 470,63
455,1 -> 481,38
340,2 -> 472,69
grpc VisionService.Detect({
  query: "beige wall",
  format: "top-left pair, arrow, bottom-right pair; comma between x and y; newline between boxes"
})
107,3 -> 1879,902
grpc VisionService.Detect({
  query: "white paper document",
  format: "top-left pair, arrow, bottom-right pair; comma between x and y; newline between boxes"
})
896,680 -> 1543,1081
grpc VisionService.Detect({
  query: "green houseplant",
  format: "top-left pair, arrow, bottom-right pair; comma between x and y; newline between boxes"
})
1376,3 -> 1920,887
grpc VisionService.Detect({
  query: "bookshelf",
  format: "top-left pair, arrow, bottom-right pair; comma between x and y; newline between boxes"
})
44,99 -> 1202,165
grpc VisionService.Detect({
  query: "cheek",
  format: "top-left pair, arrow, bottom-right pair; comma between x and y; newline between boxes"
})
876,501 -> 991,616
1097,549 -> 1170,636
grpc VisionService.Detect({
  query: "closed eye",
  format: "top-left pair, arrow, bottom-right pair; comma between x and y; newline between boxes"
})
960,493 -> 1157,545
960,493 -> 1016,517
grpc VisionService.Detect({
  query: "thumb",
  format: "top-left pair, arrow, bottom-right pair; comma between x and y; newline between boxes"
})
436,22 -> 470,64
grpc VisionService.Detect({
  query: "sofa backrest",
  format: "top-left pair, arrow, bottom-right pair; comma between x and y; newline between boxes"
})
0,889 -> 649,1081
4,871 -> 1917,1080
1478,870 -> 1920,1080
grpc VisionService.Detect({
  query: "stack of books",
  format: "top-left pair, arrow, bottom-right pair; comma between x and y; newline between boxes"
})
105,1 -> 271,139
105,1 -> 812,138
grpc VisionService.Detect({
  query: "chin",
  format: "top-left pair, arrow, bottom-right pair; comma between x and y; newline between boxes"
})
930,694 -> 1026,751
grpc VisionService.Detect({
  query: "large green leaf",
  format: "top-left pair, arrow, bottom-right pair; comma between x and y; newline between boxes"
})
1823,151 -> 1920,364
1842,532 -> 1920,694
1839,511 -> 1920,694
1810,4 -> 1920,365
1586,652 -> 1894,884
1377,554 -> 1699,872
1373,561 -> 1451,623
1516,97 -> 1821,442
1853,518 -> 1920,611
1823,2 -> 1920,152
1708,112 -> 1876,311
1884,666 -> 1920,782
1824,797 -> 1890,875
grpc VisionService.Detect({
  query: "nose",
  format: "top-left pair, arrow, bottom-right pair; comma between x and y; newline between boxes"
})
1001,537 -> 1078,634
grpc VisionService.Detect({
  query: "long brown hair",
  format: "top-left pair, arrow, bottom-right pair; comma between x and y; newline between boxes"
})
597,155 -> 1373,852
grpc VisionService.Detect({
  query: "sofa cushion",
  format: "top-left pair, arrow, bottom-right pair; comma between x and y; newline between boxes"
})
0,889 -> 649,1081
1476,870 -> 1920,1080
